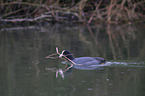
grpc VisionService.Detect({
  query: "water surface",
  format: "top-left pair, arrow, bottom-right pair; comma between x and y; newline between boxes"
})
0,23 -> 145,96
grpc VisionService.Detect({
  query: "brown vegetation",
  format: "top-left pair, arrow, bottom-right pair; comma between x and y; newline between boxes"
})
0,0 -> 145,24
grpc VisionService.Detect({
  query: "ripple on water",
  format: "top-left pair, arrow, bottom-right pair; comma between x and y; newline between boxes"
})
88,88 -> 93,90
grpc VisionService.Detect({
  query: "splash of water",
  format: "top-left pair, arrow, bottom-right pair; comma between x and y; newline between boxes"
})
100,61 -> 145,67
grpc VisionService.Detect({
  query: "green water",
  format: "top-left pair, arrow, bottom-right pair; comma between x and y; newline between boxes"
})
0,23 -> 145,96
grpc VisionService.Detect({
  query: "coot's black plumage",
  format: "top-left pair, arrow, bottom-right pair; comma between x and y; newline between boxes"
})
60,50 -> 106,70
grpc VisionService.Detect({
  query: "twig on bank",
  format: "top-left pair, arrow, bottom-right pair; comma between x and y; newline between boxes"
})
88,0 -> 103,24
2,7 -> 28,17
1,1 -> 50,10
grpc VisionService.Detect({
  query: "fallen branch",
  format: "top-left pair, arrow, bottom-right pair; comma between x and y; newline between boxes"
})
0,14 -> 52,22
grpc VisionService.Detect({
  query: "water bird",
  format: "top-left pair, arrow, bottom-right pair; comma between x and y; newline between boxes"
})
59,50 -> 106,70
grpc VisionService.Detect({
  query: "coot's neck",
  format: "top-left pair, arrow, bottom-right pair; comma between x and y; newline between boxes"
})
66,55 -> 74,60
62,50 -> 74,60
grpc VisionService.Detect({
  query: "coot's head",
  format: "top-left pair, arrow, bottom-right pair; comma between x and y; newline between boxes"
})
59,50 -> 74,60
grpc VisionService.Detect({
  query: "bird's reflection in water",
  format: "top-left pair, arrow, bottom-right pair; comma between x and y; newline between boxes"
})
45,66 -> 73,79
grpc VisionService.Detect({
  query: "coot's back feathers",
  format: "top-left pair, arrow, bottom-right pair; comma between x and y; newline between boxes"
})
60,50 -> 106,66
73,57 -> 105,65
